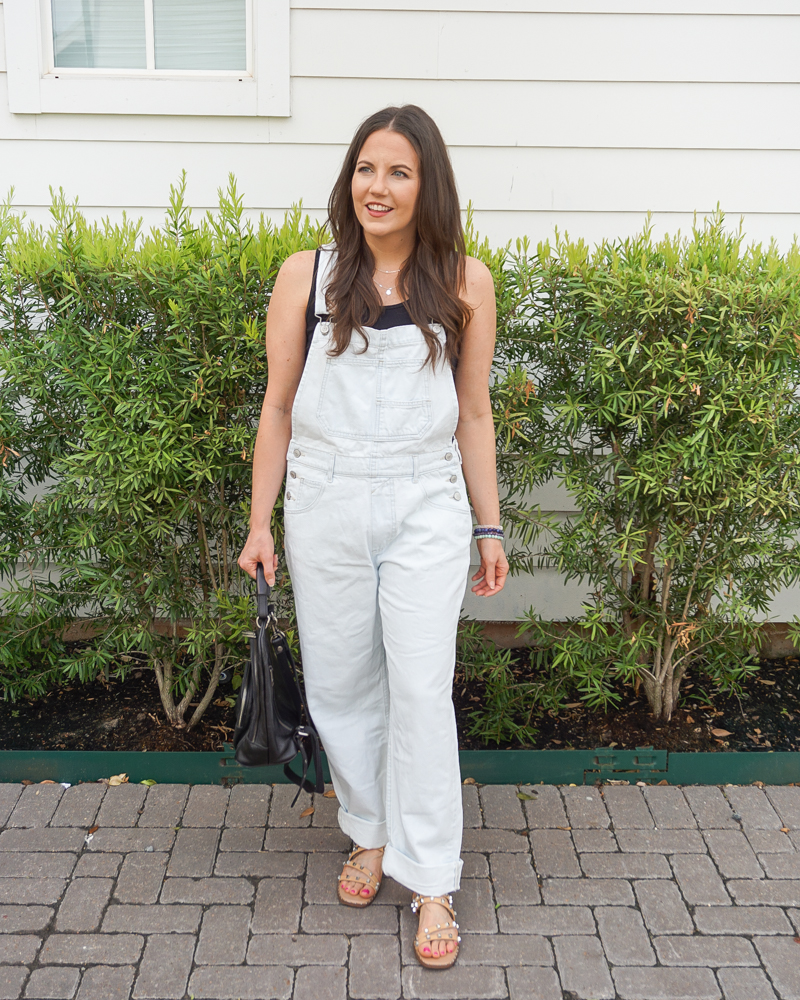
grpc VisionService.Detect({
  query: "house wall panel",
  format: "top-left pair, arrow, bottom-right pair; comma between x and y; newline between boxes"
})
2,0 -> 800,622
293,9 -> 800,83
450,147 -> 800,214
5,140 -> 795,220
467,211 -> 800,255
295,1 -> 800,13
0,3 -> 6,75
272,79 -> 800,152
9,203 -> 799,257
2,78 -> 799,152
291,9 -> 439,81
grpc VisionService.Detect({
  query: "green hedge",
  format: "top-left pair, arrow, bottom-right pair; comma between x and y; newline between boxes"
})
0,178 -> 324,725
2,188 -> 800,738
484,217 -> 800,731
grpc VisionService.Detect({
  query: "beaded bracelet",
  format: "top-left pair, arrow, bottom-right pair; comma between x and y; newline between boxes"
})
473,524 -> 504,541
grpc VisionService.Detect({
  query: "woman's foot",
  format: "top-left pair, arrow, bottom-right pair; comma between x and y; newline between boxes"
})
412,893 -> 460,968
337,846 -> 384,907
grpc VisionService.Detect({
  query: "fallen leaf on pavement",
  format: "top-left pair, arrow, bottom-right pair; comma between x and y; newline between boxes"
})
299,806 -> 314,818
108,773 -> 129,787
517,792 -> 537,801
711,729 -> 732,737
463,777 -> 476,785
323,790 -> 337,798
88,826 -> 99,835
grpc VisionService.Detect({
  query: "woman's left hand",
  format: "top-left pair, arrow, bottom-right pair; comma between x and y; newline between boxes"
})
471,538 -> 509,596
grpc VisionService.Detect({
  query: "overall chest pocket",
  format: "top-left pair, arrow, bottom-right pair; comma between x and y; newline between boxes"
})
317,352 -> 432,441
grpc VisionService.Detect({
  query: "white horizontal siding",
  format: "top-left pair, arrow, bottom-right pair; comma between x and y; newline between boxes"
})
451,147 -> 800,214
463,567 -> 592,621
296,1 -> 800,12
273,80 -> 800,152
3,78 -> 800,152
3,0 -> 800,621
292,10 -> 800,82
462,573 -> 800,624
4,140 -> 798,219
8,206 -> 799,260
468,213 -> 800,255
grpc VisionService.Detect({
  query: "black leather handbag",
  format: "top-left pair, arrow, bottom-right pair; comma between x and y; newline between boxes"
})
233,563 -> 323,803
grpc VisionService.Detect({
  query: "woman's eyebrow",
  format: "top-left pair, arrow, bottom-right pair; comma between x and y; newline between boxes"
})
356,159 -> 414,172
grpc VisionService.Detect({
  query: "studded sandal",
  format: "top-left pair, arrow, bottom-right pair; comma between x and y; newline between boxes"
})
336,845 -> 384,908
412,893 -> 460,969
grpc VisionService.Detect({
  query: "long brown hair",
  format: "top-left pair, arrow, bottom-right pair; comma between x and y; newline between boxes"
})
326,105 -> 472,367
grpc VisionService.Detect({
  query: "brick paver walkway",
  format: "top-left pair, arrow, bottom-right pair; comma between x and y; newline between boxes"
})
0,780 -> 799,999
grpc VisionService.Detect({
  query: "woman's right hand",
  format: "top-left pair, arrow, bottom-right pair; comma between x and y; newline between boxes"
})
237,530 -> 278,585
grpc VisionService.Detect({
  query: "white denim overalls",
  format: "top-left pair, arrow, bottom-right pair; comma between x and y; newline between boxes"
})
283,246 -> 472,894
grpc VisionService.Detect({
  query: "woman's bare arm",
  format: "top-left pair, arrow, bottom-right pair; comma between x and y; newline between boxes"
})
454,256 -> 509,596
238,250 -> 316,583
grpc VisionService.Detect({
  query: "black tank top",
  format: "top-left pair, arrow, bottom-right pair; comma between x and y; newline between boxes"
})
304,248 -> 414,360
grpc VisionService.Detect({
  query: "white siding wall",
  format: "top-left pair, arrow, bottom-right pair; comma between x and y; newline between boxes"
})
2,0 -> 799,621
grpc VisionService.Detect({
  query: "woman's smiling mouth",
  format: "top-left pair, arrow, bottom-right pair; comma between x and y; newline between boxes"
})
366,203 -> 393,217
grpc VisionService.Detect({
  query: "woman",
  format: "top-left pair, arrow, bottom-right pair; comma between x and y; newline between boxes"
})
238,105 -> 507,969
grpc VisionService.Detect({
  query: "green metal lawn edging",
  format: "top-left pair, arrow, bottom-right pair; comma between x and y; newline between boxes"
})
0,747 -> 797,786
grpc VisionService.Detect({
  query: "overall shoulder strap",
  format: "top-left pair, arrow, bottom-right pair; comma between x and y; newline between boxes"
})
314,244 -> 337,319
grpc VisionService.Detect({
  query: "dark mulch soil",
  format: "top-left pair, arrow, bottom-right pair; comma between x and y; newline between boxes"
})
453,654 -> 800,753
1,652 -> 798,754
0,669 -> 237,753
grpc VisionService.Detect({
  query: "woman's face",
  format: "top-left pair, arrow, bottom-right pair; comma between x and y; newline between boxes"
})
351,129 -> 420,242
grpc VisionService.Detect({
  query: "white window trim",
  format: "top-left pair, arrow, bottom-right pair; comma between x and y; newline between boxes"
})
3,0 -> 290,116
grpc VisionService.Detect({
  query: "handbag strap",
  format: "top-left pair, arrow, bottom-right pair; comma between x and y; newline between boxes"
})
256,563 -> 271,622
279,642 -> 325,800
255,563 -> 325,800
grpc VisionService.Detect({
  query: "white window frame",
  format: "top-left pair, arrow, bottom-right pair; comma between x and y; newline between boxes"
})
3,0 -> 289,116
